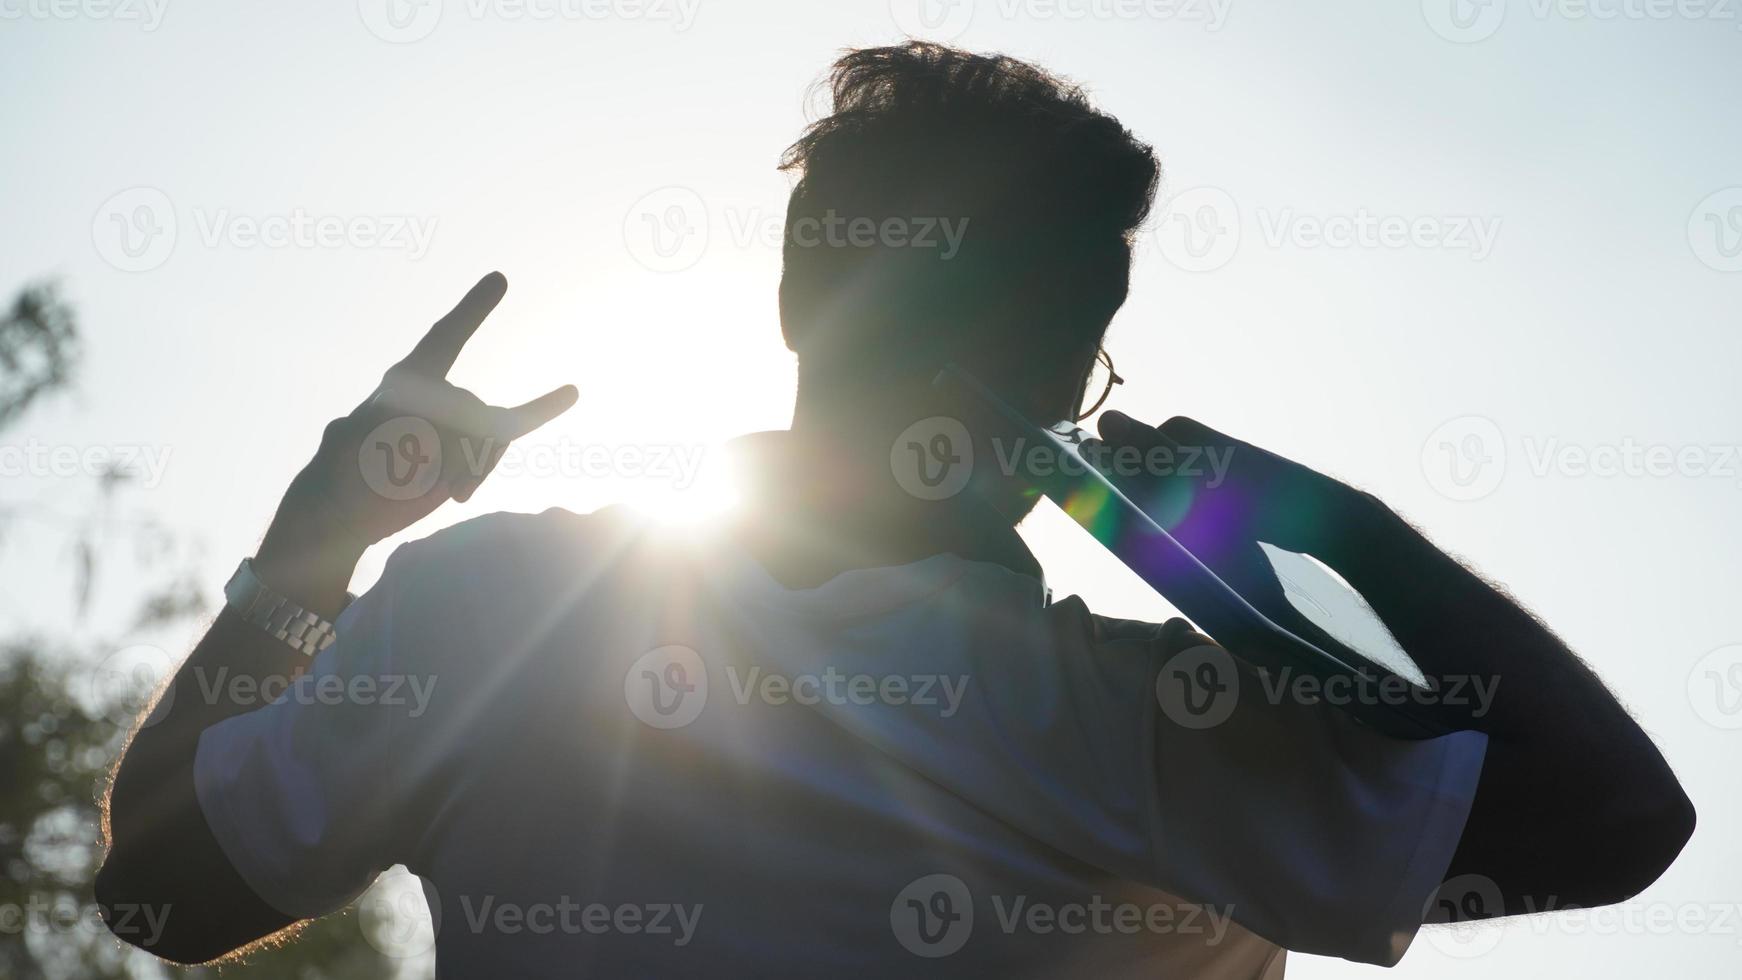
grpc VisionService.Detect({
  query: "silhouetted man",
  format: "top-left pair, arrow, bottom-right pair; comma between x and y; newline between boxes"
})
99,42 -> 1692,977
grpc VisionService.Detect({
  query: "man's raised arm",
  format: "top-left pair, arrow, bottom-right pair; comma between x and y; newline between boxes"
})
96,273 -> 576,964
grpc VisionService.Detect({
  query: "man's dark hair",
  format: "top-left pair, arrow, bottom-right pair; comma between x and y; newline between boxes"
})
778,41 -> 1158,411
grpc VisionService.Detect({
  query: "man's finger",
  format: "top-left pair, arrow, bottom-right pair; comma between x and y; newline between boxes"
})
371,373 -> 491,432
1099,410 -> 1179,451
1158,415 -> 1233,452
452,441 -> 507,504
501,384 -> 579,439
402,272 -> 509,375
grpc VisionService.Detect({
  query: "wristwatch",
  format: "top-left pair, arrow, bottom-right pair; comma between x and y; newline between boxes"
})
223,558 -> 348,657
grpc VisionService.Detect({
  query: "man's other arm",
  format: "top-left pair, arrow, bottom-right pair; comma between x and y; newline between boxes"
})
1096,411 -> 1695,920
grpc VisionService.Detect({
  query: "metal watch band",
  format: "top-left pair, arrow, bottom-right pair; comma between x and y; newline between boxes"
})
223,558 -> 344,657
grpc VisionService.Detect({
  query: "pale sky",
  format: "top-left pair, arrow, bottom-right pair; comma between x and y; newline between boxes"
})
3,1 -> 1740,976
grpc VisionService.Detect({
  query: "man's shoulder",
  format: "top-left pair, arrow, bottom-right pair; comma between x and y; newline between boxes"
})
403,504 -> 636,558
380,505 -> 655,601
357,505 -> 678,677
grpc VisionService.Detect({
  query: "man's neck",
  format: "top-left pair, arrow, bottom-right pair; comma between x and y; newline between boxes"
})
724,429 -> 1043,590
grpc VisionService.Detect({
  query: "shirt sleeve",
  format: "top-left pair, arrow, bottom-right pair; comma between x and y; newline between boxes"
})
1140,636 -> 1488,966
193,541 -> 430,920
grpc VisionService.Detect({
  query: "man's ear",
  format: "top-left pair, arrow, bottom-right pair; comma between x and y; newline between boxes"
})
777,274 -> 800,352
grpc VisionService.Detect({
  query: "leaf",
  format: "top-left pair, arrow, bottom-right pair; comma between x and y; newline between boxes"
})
73,535 -> 94,621
0,280 -> 80,433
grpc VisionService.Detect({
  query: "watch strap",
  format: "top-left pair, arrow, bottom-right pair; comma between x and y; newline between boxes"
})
224,558 -> 345,657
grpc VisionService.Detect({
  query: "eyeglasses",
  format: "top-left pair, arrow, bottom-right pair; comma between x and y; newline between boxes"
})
1073,347 -> 1124,422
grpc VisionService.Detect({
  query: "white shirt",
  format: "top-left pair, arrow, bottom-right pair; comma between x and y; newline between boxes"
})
195,505 -> 1486,978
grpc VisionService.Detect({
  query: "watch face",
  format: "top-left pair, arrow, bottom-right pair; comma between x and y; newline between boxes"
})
224,559 -> 261,610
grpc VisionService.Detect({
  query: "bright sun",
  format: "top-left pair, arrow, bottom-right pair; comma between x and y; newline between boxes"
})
625,446 -> 744,525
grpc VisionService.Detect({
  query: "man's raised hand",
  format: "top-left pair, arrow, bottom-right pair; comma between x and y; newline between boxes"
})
274,272 -> 578,560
